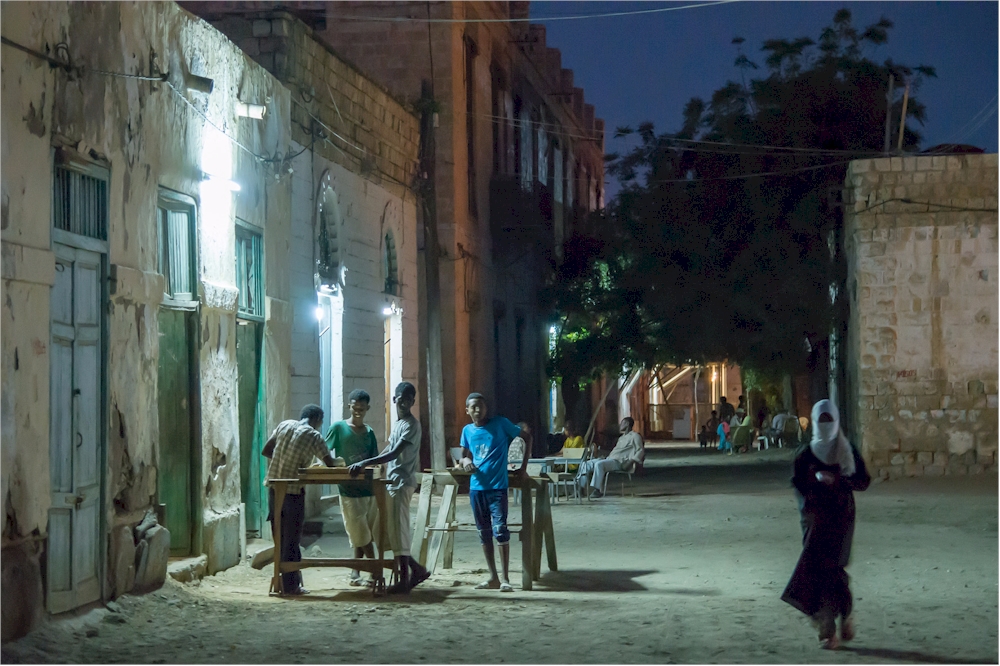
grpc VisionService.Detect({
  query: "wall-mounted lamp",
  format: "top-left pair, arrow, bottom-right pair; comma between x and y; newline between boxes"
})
201,171 -> 241,191
236,101 -> 267,119
315,306 -> 324,322
382,300 -> 402,317
185,73 -> 215,95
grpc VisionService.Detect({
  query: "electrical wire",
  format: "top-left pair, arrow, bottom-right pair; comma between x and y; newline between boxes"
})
851,197 -> 998,215
330,0 -> 737,24
638,158 -> 858,184
2,35 -> 289,173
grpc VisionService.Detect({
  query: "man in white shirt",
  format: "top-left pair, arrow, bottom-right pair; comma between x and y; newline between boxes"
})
576,417 -> 645,499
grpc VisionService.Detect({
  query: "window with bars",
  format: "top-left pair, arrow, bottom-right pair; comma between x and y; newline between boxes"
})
383,232 -> 398,296
53,163 -> 109,240
236,223 -> 264,319
157,192 -> 197,302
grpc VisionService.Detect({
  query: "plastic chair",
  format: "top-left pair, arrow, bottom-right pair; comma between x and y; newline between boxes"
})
546,447 -> 587,503
606,460 -> 643,497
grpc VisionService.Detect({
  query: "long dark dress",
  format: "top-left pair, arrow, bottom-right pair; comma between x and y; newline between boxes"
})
781,444 -> 871,618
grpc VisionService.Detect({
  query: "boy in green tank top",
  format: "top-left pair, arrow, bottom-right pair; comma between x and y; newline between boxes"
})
326,389 -> 380,587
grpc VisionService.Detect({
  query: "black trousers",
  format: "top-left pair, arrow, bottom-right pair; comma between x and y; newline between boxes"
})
268,488 -> 305,593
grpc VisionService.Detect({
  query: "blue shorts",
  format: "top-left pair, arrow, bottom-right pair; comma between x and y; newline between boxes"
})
470,488 -> 509,544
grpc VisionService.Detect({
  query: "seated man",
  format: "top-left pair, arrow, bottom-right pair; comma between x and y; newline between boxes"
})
576,417 -> 645,499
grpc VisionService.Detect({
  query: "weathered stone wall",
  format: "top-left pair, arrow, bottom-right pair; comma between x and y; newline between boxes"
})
845,153 -> 999,479
1,0 -> 291,637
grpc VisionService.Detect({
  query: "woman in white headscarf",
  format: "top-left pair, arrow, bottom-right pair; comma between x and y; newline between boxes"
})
781,399 -> 871,649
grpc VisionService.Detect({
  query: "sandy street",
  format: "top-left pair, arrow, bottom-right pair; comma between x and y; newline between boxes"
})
3,443 -> 997,664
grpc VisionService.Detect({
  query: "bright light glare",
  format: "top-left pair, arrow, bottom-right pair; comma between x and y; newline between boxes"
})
549,326 -> 556,334
315,306 -> 324,322
382,306 -> 394,316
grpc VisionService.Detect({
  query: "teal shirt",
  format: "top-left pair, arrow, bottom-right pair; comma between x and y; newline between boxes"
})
325,421 -> 378,498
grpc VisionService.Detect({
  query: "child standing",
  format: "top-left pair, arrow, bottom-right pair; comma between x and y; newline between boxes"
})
326,389 -> 380,587
458,393 -> 526,592
348,382 -> 430,594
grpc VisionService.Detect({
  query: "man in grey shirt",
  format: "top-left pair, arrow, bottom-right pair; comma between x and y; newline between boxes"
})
349,381 -> 429,594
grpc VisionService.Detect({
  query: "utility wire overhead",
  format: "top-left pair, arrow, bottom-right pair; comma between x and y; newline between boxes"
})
330,0 -> 738,24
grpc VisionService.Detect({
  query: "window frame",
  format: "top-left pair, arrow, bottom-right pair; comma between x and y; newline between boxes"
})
235,219 -> 265,322
157,188 -> 199,309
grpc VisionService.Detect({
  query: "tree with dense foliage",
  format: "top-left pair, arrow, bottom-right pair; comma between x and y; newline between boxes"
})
547,9 -> 936,403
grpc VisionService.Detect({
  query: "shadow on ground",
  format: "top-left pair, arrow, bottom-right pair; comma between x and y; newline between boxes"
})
536,569 -> 656,592
840,645 -> 992,664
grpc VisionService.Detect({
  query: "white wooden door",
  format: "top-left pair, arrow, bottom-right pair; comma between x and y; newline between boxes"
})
48,243 -> 102,613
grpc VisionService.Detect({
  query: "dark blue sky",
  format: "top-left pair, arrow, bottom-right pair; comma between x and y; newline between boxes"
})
532,1 -> 998,196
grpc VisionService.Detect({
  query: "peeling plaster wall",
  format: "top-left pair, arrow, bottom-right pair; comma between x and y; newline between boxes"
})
845,154 -> 999,479
1,1 -> 291,635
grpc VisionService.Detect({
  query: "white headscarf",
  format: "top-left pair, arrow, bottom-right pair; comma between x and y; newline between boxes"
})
810,399 -> 856,476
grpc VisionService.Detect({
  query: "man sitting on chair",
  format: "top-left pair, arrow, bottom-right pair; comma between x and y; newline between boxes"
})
576,417 -> 646,499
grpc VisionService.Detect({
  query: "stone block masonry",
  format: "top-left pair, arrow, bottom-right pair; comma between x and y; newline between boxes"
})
845,153 -> 998,479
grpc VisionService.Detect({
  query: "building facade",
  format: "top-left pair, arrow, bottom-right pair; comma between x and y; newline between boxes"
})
179,5 -> 423,515
1,0 -> 294,639
305,1 -> 606,454
844,153 -> 999,478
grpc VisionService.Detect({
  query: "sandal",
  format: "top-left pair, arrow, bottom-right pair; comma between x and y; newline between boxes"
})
499,582 -> 514,592
475,580 -> 501,590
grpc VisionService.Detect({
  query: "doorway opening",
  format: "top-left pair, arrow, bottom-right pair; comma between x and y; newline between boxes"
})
383,309 -> 403,442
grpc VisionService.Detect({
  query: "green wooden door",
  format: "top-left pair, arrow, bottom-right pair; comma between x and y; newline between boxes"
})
236,321 -> 264,535
157,308 -> 194,555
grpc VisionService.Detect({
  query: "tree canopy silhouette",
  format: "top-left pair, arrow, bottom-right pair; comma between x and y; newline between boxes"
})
547,9 -> 936,393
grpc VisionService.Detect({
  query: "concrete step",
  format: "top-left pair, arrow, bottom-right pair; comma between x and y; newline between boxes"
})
166,555 -> 207,583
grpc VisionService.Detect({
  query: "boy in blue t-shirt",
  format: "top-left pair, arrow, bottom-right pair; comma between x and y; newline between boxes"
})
458,393 -> 527,592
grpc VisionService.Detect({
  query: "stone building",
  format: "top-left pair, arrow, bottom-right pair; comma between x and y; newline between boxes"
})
178,5 -> 422,517
1,1 -> 294,639
844,153 -> 999,479
295,1 -> 606,454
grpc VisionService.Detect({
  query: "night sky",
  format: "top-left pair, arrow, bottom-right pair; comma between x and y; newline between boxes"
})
531,1 -> 999,197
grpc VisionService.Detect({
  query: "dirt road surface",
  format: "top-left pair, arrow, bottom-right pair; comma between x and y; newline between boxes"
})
4,443 -> 997,664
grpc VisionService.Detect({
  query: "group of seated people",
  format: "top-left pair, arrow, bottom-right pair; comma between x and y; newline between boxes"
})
698,396 -> 799,453
507,419 -> 646,499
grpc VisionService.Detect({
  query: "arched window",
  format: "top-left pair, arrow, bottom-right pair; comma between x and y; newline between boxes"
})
383,231 -> 398,295
316,173 -> 344,289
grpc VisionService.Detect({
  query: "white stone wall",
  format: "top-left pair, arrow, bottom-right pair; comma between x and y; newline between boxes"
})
288,146 -> 420,435
845,153 -> 999,479
1,0 -> 291,634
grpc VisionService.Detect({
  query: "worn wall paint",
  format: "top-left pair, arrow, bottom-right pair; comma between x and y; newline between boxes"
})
845,153 -> 999,479
1,0 -> 292,633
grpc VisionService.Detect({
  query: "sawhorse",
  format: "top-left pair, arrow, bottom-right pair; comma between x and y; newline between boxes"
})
410,470 -> 556,591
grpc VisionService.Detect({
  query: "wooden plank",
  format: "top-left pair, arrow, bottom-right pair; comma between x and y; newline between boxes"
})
539,483 -> 558,573
441,489 -> 458,569
425,484 -> 456,574
373,480 -> 390,581
520,478 -> 534,591
270,483 -> 286,594
412,473 -> 434,566
279,558 -> 395,573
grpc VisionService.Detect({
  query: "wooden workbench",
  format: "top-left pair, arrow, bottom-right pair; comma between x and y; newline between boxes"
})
410,470 -> 556,591
268,466 -> 395,596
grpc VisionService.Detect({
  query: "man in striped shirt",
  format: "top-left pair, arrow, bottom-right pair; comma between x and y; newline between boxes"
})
263,404 -> 336,595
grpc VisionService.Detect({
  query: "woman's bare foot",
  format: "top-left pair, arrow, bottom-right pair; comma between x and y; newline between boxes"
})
840,615 -> 855,642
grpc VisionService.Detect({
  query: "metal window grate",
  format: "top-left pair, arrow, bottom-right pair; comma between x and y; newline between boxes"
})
236,224 -> 264,318
383,232 -> 398,295
53,166 -> 108,240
